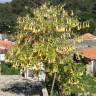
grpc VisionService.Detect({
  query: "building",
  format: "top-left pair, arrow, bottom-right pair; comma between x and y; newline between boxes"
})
0,33 -> 13,75
80,46 -> 96,76
74,33 -> 96,76
76,33 -> 96,51
0,39 -> 13,61
80,32 -> 96,40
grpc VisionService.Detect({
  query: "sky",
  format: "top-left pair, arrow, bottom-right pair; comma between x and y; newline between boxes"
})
0,0 -> 12,3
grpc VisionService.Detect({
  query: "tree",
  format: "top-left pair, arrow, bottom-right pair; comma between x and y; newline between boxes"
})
64,0 -> 96,34
6,3 -> 89,96
0,2 -> 17,34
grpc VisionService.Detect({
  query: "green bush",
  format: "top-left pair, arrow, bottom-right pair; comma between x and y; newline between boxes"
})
1,63 -> 20,75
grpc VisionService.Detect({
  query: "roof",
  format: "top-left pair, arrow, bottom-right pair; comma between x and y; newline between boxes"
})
80,33 -> 96,40
80,46 -> 96,60
76,39 -> 96,51
0,39 -> 13,50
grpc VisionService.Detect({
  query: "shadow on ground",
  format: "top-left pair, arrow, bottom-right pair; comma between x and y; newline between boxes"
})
1,81 -> 43,96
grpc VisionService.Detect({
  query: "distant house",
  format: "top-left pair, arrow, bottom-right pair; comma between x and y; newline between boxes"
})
0,39 -> 13,61
0,39 -> 12,50
76,33 -> 96,51
0,33 -> 7,40
0,33 -> 13,75
80,46 -> 96,76
80,33 -> 96,40
74,33 -> 96,76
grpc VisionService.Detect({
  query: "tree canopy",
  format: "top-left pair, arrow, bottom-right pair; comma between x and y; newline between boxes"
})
0,0 -> 95,96
0,0 -> 96,34
6,3 -> 89,96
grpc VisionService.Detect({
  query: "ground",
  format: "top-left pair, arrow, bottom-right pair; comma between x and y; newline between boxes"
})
0,75 -> 43,96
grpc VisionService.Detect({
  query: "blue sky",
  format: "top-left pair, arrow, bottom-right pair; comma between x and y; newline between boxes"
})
0,0 -> 12,3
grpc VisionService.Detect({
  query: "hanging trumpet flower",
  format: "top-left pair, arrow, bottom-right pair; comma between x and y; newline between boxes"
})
82,22 -> 85,29
86,21 -> 90,27
66,18 -> 69,24
76,37 -> 81,43
77,25 -> 80,30
56,26 -> 65,32
71,10 -> 74,16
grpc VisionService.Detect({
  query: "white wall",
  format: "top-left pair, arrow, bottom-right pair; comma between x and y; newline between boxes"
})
0,54 -> 5,61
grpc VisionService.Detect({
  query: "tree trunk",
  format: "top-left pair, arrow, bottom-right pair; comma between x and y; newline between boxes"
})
50,73 -> 57,96
59,85 -> 66,96
60,90 -> 66,96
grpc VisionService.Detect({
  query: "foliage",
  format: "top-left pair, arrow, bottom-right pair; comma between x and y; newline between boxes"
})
79,75 -> 96,93
64,0 -> 96,34
69,74 -> 96,95
0,0 -> 95,34
46,60 -> 84,95
6,3 -> 89,95
0,3 -> 17,33
1,63 -> 19,75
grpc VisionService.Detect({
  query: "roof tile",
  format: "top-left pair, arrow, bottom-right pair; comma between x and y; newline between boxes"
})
80,33 -> 96,40
0,39 -> 13,49
80,46 -> 96,60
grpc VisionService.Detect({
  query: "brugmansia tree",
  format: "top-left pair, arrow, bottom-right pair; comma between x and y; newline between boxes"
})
6,3 -> 89,96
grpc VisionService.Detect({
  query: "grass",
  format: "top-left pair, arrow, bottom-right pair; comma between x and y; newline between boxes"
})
81,75 -> 96,93
0,62 -> 20,75
69,75 -> 96,95
51,74 -> 96,96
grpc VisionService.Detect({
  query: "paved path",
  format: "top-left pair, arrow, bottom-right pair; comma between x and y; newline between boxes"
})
0,75 -> 43,96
